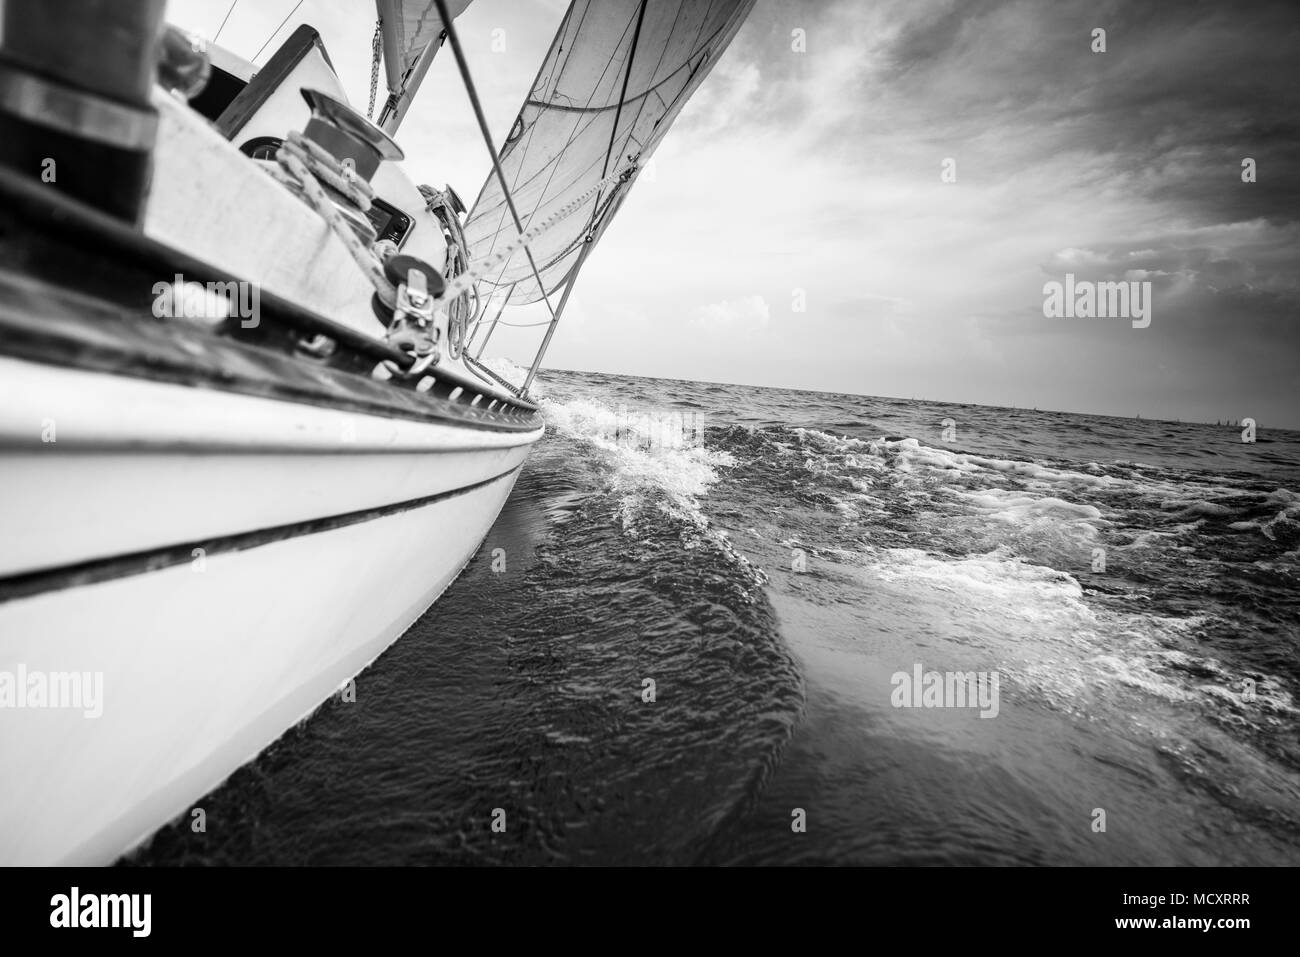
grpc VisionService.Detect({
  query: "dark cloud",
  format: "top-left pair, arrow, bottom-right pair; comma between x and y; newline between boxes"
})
723,0 -> 1299,224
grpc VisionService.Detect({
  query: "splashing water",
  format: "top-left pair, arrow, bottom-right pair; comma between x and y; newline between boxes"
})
127,370 -> 1300,866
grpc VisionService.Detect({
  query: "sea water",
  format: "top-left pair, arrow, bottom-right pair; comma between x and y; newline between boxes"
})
128,368 -> 1300,865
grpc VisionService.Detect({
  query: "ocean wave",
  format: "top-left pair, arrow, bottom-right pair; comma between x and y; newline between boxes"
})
539,395 -> 735,529
865,547 -> 1295,723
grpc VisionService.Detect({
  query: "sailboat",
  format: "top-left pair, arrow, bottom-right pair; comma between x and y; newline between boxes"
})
0,0 -> 755,864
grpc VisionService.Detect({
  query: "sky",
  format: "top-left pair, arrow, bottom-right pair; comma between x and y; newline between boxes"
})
170,0 -> 1299,427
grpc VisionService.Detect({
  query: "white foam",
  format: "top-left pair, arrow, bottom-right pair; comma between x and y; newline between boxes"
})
866,547 -> 1296,719
1170,501 -> 1239,518
478,355 -> 535,396
792,429 -> 1134,491
539,395 -> 733,530
1265,488 -> 1299,506
1260,505 -> 1300,543
952,489 -> 1104,523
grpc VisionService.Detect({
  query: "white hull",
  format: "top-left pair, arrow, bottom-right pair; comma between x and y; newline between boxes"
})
0,357 -> 542,864
0,6 -> 549,866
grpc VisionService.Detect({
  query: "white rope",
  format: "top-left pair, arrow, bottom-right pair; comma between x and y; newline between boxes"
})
276,150 -> 395,306
438,162 -> 635,305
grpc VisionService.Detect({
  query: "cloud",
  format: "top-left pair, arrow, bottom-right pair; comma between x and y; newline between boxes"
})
678,58 -> 762,138
166,0 -> 1300,426
691,295 -> 771,336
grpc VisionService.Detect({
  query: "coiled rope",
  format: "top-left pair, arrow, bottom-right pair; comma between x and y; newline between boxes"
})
273,136 -> 395,307
419,183 -> 477,359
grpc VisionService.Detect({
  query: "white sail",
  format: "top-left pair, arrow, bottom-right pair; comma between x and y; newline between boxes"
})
375,0 -> 474,128
462,0 -> 756,305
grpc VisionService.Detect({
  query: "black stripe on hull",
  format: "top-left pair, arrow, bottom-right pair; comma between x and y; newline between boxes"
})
0,465 -> 521,605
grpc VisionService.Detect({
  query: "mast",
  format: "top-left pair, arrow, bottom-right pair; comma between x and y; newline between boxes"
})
376,34 -> 439,134
373,0 -> 473,135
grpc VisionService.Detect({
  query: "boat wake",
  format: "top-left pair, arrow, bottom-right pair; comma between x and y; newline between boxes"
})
693,419 -> 1300,863
125,370 -> 1300,865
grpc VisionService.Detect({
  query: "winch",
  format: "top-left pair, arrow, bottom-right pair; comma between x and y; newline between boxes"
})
299,88 -> 402,183
372,254 -> 447,370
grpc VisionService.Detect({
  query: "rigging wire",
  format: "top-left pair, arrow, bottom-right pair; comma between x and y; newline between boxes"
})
431,0 -> 560,323
600,0 -> 647,184
252,0 -> 305,62
473,2 -> 627,286
475,1 -> 694,301
213,0 -> 237,44
490,6 -> 627,252
437,159 -> 634,305
469,282 -> 517,357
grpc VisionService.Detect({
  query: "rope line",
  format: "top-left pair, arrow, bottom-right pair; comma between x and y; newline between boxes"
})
274,146 -> 395,307
367,17 -> 384,120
